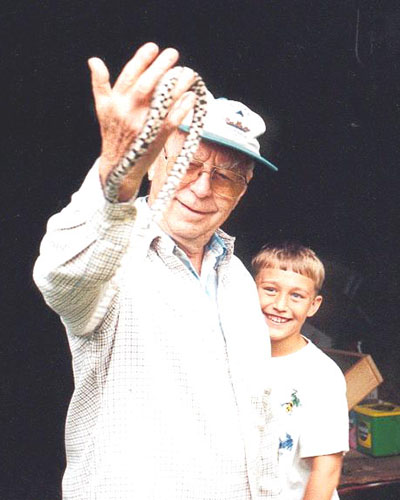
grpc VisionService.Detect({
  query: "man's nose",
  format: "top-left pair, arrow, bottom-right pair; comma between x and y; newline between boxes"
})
189,171 -> 213,198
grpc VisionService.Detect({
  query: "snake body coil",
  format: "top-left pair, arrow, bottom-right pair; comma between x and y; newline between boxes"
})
104,67 -> 208,221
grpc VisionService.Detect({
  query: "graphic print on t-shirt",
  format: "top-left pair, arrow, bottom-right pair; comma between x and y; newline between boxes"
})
279,389 -> 301,452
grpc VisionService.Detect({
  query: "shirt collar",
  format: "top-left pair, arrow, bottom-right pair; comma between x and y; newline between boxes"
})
205,232 -> 228,269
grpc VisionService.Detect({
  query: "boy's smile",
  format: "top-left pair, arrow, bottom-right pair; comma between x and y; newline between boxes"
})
255,267 -> 322,356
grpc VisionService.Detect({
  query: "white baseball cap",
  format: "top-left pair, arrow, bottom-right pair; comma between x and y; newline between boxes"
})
179,90 -> 278,171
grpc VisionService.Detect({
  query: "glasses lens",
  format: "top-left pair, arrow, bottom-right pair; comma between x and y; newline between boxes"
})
211,167 -> 246,198
169,159 -> 247,198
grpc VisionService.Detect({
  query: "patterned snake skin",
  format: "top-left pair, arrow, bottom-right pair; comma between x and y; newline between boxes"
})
104,67 -> 208,221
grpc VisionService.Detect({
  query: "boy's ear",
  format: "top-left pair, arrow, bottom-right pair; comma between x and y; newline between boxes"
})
307,295 -> 323,318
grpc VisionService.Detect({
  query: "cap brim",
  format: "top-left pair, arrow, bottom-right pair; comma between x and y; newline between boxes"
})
179,125 -> 278,172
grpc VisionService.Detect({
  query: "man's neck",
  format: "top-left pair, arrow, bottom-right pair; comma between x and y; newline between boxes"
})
156,219 -> 214,275
173,239 -> 205,275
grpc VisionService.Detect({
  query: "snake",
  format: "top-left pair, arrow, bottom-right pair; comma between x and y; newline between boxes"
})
103,66 -> 208,221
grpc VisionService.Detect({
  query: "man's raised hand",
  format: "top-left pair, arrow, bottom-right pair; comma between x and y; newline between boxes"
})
88,42 -> 197,201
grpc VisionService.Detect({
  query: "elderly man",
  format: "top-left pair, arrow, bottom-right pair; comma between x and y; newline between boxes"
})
34,42 -> 280,500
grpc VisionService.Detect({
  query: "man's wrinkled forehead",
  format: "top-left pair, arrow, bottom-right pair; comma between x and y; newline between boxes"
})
167,130 -> 254,171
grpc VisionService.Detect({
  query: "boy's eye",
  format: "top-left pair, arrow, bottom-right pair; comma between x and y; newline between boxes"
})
263,287 -> 276,294
291,292 -> 304,299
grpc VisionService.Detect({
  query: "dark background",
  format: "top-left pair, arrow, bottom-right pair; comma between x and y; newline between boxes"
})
1,1 -> 399,498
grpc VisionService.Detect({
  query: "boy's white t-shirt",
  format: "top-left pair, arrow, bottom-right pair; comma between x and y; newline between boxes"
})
271,337 -> 349,500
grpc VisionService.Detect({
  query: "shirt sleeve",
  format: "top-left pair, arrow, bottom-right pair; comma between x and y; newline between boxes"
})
298,357 -> 349,458
33,161 -> 139,337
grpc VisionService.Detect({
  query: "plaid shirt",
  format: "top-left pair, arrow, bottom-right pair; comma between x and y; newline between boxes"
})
33,164 -> 280,500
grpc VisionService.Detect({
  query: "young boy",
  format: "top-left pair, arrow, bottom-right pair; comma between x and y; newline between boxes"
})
252,242 -> 349,500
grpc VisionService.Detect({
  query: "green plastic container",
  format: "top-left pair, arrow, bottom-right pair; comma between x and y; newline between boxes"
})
354,401 -> 400,457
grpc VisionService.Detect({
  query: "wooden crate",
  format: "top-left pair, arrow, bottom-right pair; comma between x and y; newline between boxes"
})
323,349 -> 383,410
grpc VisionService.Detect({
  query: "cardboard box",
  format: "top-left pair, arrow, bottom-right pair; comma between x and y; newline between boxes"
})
322,348 -> 383,410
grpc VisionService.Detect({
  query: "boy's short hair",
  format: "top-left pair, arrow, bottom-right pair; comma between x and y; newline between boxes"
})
251,241 -> 325,293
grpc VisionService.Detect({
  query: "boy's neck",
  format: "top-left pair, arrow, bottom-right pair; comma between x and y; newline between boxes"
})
271,333 -> 308,357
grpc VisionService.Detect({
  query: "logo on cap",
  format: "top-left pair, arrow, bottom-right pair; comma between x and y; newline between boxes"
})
225,109 -> 250,133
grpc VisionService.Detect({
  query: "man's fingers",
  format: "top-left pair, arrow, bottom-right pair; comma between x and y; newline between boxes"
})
113,42 -> 161,94
167,91 -> 197,129
167,66 -> 197,102
131,47 -> 180,100
151,91 -> 197,150
137,92 -> 197,169
88,57 -> 112,106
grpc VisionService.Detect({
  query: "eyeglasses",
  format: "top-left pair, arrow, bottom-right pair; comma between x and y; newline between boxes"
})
166,157 -> 249,199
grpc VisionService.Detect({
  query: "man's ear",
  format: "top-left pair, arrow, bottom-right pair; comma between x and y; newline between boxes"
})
307,295 -> 323,318
245,168 -> 254,183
